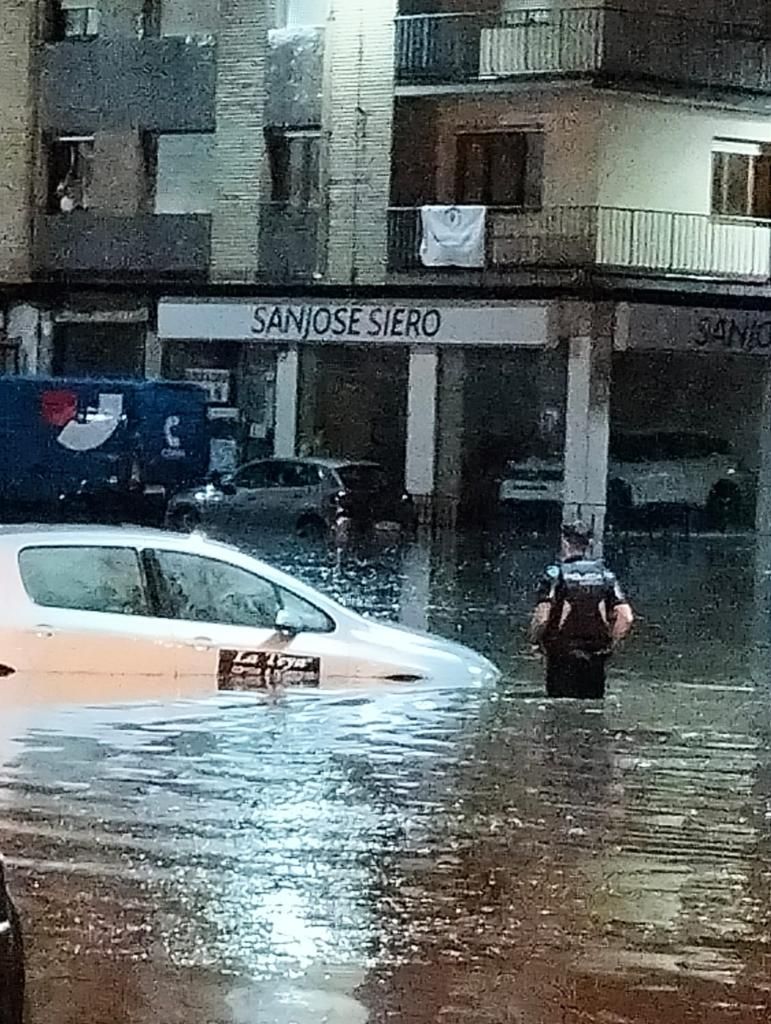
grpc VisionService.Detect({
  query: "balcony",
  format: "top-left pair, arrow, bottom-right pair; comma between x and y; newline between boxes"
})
34,214 -> 211,279
41,37 -> 216,133
388,206 -> 771,282
395,7 -> 771,96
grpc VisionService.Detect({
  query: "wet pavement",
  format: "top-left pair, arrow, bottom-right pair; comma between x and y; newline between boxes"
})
2,529 -> 771,1023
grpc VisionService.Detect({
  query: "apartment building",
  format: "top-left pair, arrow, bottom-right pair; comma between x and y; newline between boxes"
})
2,0 -> 771,535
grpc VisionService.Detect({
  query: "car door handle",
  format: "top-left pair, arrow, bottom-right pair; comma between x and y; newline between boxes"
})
35,624 -> 55,638
189,636 -> 214,650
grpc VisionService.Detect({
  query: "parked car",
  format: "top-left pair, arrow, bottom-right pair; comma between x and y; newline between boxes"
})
499,431 -> 754,524
166,457 -> 416,538
0,526 -> 499,701
0,859 -> 24,1024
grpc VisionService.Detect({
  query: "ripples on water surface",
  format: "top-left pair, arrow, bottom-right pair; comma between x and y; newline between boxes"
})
0,534 -> 770,1023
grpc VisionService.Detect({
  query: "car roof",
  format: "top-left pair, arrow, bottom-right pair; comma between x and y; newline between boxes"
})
0,524 -> 219,549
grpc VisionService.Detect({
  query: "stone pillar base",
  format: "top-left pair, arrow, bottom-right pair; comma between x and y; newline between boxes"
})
408,494 -> 460,532
435,495 -> 460,532
411,494 -> 434,529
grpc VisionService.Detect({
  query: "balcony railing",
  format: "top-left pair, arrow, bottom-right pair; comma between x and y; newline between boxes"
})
395,7 -> 771,94
388,206 -> 771,281
34,214 -> 212,279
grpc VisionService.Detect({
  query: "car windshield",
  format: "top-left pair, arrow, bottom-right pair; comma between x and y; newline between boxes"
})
335,464 -> 388,491
611,433 -> 731,462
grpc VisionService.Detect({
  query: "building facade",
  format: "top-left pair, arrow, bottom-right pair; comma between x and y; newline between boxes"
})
2,0 -> 771,536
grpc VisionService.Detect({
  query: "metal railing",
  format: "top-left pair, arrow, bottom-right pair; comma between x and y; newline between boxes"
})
395,12 -> 487,83
388,205 -> 771,280
395,7 -> 771,94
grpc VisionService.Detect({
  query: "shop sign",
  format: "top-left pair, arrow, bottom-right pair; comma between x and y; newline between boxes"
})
621,303 -> 771,356
160,301 -> 548,347
185,368 -> 231,403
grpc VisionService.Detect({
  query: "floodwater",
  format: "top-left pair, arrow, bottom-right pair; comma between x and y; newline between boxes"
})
2,530 -> 771,1023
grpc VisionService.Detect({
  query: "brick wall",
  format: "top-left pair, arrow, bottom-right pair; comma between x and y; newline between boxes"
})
211,0 -> 268,282
322,0 -> 396,286
0,0 -> 36,283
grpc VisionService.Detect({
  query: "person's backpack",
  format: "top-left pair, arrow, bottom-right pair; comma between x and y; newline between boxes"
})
544,560 -> 614,654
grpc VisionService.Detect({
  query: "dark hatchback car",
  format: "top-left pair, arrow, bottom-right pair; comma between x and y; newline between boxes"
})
0,860 -> 24,1024
166,457 -> 416,539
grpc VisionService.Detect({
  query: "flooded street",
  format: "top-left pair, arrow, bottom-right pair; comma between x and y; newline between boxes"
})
2,532 -> 771,1023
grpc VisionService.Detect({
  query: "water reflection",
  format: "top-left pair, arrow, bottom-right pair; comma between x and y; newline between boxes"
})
0,532 -> 769,1022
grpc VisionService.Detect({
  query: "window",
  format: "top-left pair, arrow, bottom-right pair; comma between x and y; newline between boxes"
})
155,134 -> 215,214
19,546 -> 149,616
278,586 -> 333,634
335,464 -> 388,493
151,550 -> 333,632
274,0 -> 327,28
456,131 -> 543,208
52,1 -> 100,39
266,129 -> 321,206
232,461 -> 321,489
153,550 -> 280,627
232,462 -> 276,489
277,463 -> 323,488
47,136 -> 93,214
712,140 -> 771,219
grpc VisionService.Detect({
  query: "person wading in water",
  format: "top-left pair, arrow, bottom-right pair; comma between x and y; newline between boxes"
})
529,520 -> 634,699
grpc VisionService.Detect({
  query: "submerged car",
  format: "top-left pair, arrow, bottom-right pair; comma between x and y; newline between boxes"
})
0,526 -> 498,701
0,859 -> 24,1024
166,457 -> 416,538
499,431 -> 754,523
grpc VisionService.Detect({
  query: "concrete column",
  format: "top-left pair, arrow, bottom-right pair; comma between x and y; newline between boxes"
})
144,328 -> 163,379
400,540 -> 432,633
7,305 -> 40,373
274,345 -> 299,458
321,0 -> 396,285
211,0 -> 267,281
297,347 -> 321,456
405,347 -> 439,526
0,1 -> 35,283
435,347 -> 465,530
39,311 -> 54,374
562,305 -> 612,552
755,364 -> 771,539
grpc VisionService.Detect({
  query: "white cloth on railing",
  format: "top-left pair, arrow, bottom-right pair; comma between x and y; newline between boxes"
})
420,205 -> 487,268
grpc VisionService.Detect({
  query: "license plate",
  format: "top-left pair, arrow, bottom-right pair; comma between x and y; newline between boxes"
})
218,650 -> 321,690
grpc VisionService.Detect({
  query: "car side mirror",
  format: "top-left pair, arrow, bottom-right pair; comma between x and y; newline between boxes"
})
275,608 -> 303,637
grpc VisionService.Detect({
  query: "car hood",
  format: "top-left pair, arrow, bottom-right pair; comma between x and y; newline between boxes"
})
352,617 -> 499,677
169,483 -> 221,504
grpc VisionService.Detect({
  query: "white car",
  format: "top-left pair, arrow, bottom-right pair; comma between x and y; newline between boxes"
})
499,431 -> 754,521
0,526 -> 499,704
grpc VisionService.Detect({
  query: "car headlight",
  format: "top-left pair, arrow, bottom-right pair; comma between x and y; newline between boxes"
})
194,487 -> 223,503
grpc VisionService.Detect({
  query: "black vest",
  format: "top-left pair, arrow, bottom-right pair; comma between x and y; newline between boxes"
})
544,559 -> 614,654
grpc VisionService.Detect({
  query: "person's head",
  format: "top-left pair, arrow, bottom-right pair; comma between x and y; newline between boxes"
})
561,519 -> 592,558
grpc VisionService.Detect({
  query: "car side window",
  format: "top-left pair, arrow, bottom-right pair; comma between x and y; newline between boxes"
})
277,585 -> 334,633
232,462 -> 273,489
278,463 -> 322,488
152,550 -> 280,628
19,546 -> 149,616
